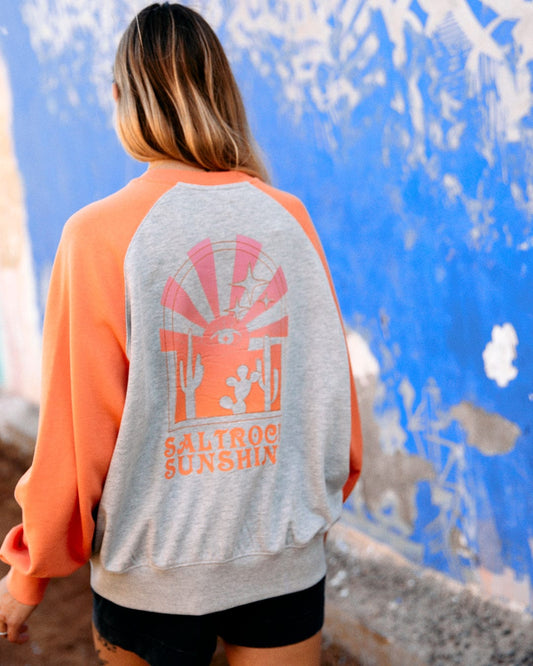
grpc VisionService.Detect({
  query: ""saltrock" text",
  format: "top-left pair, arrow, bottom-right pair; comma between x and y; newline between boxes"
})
163,423 -> 280,478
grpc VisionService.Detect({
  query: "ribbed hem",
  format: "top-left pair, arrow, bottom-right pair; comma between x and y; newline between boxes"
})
90,535 -> 326,615
7,568 -> 49,606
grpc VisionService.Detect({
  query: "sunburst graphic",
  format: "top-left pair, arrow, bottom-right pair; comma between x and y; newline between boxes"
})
160,235 -> 288,428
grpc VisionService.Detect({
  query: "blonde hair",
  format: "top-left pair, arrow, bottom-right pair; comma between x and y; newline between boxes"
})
114,3 -> 268,180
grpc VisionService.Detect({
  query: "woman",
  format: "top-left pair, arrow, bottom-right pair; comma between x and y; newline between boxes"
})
0,3 -> 362,664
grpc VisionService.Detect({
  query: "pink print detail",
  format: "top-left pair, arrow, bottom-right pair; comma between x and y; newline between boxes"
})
160,329 -> 190,353
160,236 -> 288,427
229,236 -> 263,310
188,239 -> 220,319
161,277 -> 209,329
240,267 -> 288,327
248,316 -> 288,340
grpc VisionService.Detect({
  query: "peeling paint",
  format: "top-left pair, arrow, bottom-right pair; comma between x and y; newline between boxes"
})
344,328 -> 525,585
346,329 -> 380,388
449,526 -> 478,562
353,406 -> 435,537
450,401 -> 521,456
346,329 -> 436,536
18,1 -> 533,253
21,1 -> 533,137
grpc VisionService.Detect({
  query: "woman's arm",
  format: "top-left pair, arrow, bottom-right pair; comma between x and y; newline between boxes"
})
0,207 -> 129,607
0,575 -> 36,643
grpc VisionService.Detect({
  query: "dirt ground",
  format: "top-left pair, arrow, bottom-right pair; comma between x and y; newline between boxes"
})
0,443 -> 358,665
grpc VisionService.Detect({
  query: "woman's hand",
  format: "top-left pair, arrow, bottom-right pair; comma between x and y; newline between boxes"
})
0,575 -> 37,643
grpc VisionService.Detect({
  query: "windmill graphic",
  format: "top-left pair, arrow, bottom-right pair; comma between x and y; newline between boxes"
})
159,235 -> 288,429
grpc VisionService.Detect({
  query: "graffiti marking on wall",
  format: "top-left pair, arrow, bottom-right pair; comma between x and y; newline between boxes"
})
346,330 -> 436,552
347,323 -> 526,597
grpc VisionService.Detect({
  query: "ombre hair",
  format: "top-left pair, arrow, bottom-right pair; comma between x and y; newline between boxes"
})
113,3 -> 268,180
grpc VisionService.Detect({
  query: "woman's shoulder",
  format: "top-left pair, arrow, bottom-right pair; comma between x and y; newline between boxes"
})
64,179 -> 140,231
248,179 -> 324,253
250,179 -> 310,221
61,175 -> 167,249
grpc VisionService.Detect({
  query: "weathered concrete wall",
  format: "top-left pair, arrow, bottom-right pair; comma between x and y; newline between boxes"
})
0,53 -> 41,402
0,0 -> 532,612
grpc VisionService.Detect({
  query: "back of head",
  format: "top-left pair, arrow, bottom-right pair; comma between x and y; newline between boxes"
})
114,2 -> 268,180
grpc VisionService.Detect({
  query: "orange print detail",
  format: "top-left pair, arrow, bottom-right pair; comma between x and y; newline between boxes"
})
162,422 -> 280,478
160,237 -> 287,430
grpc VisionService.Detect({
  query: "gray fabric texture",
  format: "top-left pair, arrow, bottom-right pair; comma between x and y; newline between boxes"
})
91,179 -> 352,614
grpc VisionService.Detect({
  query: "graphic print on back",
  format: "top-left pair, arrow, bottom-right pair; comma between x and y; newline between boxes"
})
159,235 -> 287,477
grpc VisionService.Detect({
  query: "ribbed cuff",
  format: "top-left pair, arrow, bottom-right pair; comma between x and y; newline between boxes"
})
7,568 -> 49,606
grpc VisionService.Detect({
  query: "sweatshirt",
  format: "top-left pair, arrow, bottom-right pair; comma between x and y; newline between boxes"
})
0,168 -> 362,614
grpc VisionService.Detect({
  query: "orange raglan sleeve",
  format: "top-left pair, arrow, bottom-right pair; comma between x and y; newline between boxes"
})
0,204 -> 129,605
251,180 -> 363,501
293,203 -> 363,501
342,370 -> 363,501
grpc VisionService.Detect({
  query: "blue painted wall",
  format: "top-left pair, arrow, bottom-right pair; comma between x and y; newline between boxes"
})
0,1 -> 531,607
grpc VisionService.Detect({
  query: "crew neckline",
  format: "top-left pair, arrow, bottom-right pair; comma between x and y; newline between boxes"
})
139,167 -> 254,187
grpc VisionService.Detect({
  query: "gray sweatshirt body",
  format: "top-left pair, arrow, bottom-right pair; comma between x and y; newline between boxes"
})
90,172 -> 354,615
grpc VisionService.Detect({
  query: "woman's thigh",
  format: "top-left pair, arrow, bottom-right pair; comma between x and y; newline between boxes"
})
92,591 -> 217,665
91,577 -> 325,665
217,577 -> 325,665
92,625 -> 321,666
92,623 -> 149,666
216,577 -> 325,651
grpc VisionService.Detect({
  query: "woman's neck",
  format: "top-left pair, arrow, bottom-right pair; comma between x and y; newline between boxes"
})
147,158 -> 206,172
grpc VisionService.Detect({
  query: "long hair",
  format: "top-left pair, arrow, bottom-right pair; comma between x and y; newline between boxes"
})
114,3 -> 268,180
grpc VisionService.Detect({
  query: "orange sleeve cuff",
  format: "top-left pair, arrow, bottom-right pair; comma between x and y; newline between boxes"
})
6,568 -> 49,606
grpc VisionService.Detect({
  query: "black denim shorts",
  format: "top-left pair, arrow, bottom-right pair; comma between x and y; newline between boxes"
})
92,576 -> 325,665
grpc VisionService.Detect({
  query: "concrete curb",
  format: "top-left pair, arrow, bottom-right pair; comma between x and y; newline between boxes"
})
325,523 -> 533,666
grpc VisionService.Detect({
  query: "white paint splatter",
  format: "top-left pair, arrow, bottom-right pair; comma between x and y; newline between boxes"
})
447,121 -> 466,151
511,182 -> 533,219
390,90 -> 405,114
18,1 -> 533,249
442,175 -> 498,249
443,174 -> 463,203
21,0 -> 147,113
482,323 -> 519,388
20,1 -> 533,138
346,329 -> 380,387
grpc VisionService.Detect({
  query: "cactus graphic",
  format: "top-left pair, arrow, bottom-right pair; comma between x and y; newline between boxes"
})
220,364 -> 260,414
256,336 -> 279,411
179,330 -> 204,419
